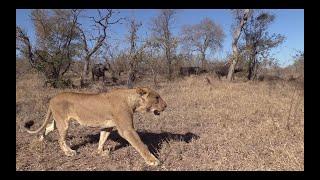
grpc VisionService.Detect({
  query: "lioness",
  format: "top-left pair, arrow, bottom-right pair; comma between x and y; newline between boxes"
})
25,87 -> 167,166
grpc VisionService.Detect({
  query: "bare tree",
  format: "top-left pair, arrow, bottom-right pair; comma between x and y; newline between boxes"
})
126,18 -> 142,88
242,10 -> 285,80
227,9 -> 252,81
181,17 -> 225,69
293,50 -> 304,78
101,42 -> 120,80
77,9 -> 123,86
143,39 -> 163,88
150,9 -> 178,80
16,9 -> 81,88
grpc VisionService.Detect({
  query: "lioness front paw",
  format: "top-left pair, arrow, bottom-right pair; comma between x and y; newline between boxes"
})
39,135 -> 45,142
97,149 -> 110,157
65,150 -> 77,157
146,157 -> 160,166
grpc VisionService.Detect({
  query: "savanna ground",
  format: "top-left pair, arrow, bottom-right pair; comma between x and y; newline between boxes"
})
16,61 -> 304,171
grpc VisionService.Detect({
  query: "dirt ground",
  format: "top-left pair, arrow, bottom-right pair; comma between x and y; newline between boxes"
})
16,67 -> 304,171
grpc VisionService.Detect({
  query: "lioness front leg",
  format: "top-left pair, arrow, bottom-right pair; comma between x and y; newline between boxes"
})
118,128 -> 160,166
97,128 -> 112,156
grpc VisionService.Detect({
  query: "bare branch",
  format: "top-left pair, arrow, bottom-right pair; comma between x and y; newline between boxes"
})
78,9 -> 124,81
16,26 -> 35,68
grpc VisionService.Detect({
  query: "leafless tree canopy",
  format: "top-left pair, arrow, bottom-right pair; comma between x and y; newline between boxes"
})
182,17 -> 225,69
127,18 -> 143,88
16,9 -> 81,87
241,10 -> 285,80
150,9 -> 178,80
77,9 -> 124,86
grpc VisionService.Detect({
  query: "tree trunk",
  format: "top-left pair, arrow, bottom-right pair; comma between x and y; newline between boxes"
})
151,67 -> 159,88
201,52 -> 206,70
83,57 -> 90,76
247,49 -> 260,80
227,9 -> 251,81
127,50 -> 137,88
80,57 -> 90,87
252,60 -> 258,80
166,48 -> 173,80
247,56 -> 257,80
228,55 -> 237,81
127,64 -> 135,89
248,62 -> 253,80
168,61 -> 173,80
127,71 -> 135,88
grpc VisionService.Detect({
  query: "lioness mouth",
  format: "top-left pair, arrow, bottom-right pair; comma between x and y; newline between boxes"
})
153,110 -> 160,115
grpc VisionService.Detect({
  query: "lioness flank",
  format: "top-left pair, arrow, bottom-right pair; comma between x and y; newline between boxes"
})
25,87 -> 167,166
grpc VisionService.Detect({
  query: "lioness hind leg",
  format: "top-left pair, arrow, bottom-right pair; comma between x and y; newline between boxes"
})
39,120 -> 56,141
53,113 -> 76,157
97,128 -> 112,156
118,128 -> 160,166
58,124 -> 77,156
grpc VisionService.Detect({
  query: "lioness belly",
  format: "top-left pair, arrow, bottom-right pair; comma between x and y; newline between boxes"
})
69,111 -> 115,128
76,118 -> 116,128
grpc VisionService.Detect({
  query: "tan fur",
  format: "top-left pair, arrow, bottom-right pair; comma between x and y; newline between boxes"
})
26,87 -> 167,166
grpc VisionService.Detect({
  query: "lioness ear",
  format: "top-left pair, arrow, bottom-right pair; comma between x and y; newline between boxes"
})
136,87 -> 147,96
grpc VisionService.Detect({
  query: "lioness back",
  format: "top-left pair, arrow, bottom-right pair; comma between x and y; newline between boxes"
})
50,92 -> 119,127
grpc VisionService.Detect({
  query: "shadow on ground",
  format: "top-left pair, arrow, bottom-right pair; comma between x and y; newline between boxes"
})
71,131 -> 200,155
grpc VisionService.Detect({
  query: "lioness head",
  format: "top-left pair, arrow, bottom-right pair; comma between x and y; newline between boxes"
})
136,87 -> 167,115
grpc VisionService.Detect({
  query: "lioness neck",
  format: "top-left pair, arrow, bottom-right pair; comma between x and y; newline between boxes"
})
102,88 -> 140,112
126,89 -> 141,112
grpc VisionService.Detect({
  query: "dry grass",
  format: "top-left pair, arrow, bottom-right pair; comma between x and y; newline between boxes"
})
16,70 -> 304,171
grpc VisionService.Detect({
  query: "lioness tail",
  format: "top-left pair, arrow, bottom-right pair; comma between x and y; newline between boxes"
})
25,107 -> 52,134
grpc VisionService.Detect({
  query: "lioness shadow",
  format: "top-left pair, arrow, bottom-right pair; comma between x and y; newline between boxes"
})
71,131 -> 200,155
